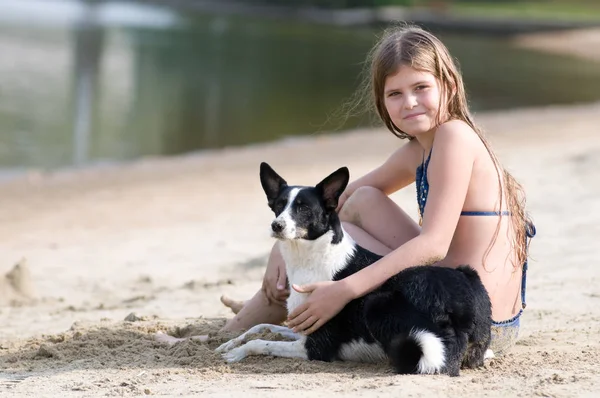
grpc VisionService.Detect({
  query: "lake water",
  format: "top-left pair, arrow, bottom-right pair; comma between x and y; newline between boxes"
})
1,0 -> 600,172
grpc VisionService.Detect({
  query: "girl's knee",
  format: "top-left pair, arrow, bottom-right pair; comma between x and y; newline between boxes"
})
354,186 -> 386,200
341,186 -> 386,219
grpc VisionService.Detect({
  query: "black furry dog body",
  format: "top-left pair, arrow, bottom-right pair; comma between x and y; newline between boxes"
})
216,163 -> 492,376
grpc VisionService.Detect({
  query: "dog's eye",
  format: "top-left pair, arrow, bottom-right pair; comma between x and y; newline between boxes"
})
274,200 -> 285,212
297,203 -> 310,212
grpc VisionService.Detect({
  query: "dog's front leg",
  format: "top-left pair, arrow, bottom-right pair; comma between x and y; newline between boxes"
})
216,324 -> 302,354
223,338 -> 308,363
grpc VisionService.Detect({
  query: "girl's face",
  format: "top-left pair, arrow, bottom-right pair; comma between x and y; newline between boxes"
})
383,65 -> 445,137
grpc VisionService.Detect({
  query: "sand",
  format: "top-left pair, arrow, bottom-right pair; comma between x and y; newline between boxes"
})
1,30 -> 600,397
0,259 -> 36,307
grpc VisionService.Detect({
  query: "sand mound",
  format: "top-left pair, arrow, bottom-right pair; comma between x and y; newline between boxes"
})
1,317 -> 597,397
0,258 -> 36,306
0,318 -> 227,372
0,318 -> 388,377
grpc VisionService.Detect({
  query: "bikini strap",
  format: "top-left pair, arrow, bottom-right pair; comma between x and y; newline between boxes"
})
460,211 -> 511,216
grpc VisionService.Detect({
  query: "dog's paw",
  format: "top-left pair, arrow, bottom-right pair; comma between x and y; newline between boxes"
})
484,349 -> 495,360
215,339 -> 241,354
222,346 -> 248,363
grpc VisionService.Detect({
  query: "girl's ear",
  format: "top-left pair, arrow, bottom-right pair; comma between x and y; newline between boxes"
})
440,82 -> 457,119
445,80 -> 457,101
450,75 -> 460,98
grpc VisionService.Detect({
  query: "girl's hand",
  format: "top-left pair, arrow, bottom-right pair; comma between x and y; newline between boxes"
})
261,258 -> 289,306
286,281 -> 352,335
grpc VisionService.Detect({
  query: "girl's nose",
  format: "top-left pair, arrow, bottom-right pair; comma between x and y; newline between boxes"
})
404,94 -> 417,109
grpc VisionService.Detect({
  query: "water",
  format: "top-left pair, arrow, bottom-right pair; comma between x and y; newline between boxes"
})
1,0 -> 600,172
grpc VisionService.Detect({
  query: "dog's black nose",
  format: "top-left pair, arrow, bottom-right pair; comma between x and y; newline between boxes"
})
271,220 -> 284,233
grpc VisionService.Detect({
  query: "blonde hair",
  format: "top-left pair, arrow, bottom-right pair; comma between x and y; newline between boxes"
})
357,24 -> 532,269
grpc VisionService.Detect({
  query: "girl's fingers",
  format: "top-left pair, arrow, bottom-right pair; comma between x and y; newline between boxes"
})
277,268 -> 287,290
287,308 -> 311,327
287,303 -> 309,321
275,289 -> 290,304
303,318 -> 326,335
291,283 -> 315,293
274,294 -> 288,307
293,316 -> 318,333
264,287 -> 275,306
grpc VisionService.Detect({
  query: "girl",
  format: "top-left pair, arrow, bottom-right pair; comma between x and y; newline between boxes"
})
170,24 -> 535,356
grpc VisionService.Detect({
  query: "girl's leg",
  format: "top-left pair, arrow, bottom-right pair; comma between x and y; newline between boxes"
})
157,245 -> 288,345
339,186 -> 420,251
158,285 -> 286,345
218,243 -> 288,332
219,282 -> 288,332
157,246 -> 288,345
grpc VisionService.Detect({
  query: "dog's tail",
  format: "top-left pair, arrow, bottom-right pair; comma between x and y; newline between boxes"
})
389,329 -> 446,375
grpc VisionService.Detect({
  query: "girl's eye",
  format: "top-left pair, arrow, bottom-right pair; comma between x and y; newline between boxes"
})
388,91 -> 401,97
416,85 -> 428,91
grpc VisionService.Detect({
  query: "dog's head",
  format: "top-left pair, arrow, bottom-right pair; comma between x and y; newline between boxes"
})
259,162 -> 349,241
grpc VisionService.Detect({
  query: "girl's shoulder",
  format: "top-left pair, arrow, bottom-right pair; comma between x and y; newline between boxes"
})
433,119 -> 480,151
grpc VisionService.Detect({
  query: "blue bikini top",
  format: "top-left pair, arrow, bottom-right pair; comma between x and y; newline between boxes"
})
416,148 -> 510,224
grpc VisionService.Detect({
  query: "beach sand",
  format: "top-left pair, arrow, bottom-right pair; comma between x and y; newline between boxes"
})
1,30 -> 600,397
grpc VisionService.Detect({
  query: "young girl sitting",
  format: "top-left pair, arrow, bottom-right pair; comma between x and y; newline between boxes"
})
163,24 -> 535,357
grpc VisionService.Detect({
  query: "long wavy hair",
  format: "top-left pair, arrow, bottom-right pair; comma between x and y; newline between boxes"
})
354,24 -> 532,270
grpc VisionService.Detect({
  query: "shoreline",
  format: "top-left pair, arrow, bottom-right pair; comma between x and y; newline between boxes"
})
1,97 -> 599,190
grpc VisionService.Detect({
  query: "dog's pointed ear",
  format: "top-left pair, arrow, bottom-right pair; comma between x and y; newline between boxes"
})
260,162 -> 288,206
315,167 -> 349,211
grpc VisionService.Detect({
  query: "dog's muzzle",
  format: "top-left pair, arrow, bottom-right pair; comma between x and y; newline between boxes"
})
271,220 -> 285,234
271,218 -> 300,239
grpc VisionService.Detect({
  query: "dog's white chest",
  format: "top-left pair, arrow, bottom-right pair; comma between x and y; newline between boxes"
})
284,266 -> 333,314
286,291 -> 308,315
279,230 -> 356,318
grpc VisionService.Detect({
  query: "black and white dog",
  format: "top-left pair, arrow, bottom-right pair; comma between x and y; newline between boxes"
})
216,163 -> 492,376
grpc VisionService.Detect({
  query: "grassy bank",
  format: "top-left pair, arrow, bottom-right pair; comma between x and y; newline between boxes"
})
447,1 -> 600,22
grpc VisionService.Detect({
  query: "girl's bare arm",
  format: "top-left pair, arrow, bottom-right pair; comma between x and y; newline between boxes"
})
345,138 -> 422,196
342,121 -> 476,298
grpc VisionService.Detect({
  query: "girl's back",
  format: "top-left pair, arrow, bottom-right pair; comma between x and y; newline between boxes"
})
433,121 -> 521,321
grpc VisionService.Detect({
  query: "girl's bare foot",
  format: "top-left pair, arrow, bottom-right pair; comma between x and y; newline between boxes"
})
220,295 -> 246,314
